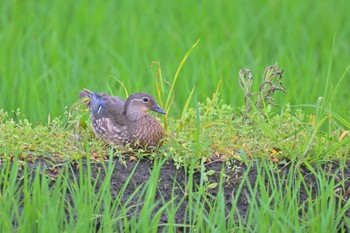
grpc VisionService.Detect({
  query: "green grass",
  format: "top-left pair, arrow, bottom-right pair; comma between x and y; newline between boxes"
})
1,0 -> 350,231
0,0 -> 349,122
0,85 -> 349,230
1,156 -> 349,232
2,86 -> 349,167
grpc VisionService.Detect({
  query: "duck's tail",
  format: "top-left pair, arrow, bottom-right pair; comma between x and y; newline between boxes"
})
80,90 -> 106,119
79,89 -> 93,98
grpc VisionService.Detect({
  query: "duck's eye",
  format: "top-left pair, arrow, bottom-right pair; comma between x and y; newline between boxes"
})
142,97 -> 149,102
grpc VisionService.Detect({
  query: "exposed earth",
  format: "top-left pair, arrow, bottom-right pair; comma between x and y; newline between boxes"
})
10,156 -> 350,231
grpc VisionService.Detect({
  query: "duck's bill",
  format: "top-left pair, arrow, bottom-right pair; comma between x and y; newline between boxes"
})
152,105 -> 166,114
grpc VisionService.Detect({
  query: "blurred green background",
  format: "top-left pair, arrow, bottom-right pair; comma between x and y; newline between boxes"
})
0,0 -> 349,123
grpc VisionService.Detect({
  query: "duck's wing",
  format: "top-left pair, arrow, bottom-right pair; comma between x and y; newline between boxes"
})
81,90 -> 128,126
80,89 -> 125,111
102,94 -> 129,126
100,92 -> 125,112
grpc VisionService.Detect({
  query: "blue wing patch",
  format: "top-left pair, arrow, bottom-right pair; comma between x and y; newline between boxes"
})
89,93 -> 106,119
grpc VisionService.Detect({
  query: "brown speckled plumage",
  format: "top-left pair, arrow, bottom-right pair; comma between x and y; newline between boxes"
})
80,89 -> 165,149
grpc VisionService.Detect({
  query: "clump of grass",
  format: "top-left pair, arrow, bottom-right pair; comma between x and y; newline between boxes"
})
164,91 -> 347,168
0,107 -> 107,162
1,74 -> 348,169
151,39 -> 199,130
160,63 -> 349,168
239,63 -> 287,121
0,109 -> 74,161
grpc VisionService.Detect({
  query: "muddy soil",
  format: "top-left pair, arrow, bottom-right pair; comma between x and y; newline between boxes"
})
10,157 -> 350,231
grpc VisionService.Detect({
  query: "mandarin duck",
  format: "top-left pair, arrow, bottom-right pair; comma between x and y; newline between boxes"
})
80,89 -> 166,149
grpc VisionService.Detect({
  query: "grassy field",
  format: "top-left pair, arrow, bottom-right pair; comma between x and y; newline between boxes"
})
1,0 -> 349,122
1,157 -> 349,232
1,0 -> 350,232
